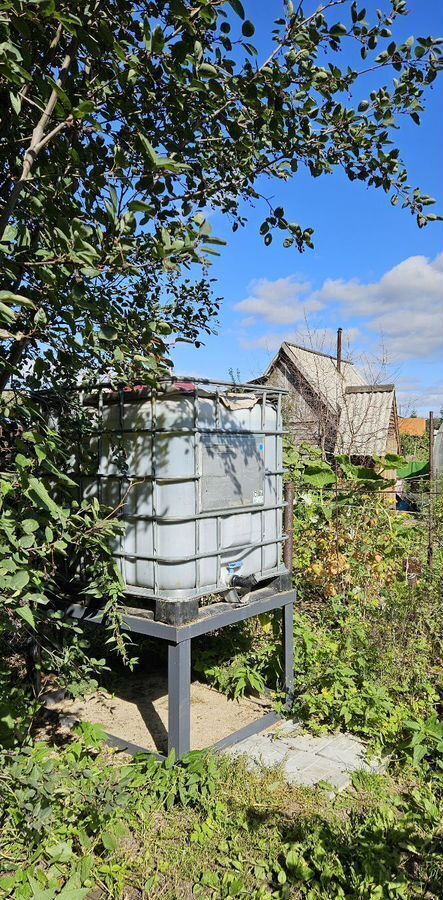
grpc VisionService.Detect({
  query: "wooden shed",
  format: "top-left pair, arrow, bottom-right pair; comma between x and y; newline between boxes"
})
252,341 -> 400,459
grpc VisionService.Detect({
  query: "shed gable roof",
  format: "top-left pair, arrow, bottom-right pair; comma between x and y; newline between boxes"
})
260,342 -> 367,415
334,386 -> 398,456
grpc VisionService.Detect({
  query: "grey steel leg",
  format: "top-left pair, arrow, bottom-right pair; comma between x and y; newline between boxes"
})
282,600 -> 294,707
168,639 -> 191,758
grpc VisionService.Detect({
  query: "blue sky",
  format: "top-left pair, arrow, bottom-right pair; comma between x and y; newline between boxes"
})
171,1 -> 443,415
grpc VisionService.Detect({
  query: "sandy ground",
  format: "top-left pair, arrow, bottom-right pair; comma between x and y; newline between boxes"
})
50,670 -> 271,754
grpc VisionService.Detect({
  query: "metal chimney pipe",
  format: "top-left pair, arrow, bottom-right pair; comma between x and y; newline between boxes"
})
336,327 -> 343,373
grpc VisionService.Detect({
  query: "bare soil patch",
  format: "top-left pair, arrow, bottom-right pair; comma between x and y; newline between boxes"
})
45,669 -> 271,754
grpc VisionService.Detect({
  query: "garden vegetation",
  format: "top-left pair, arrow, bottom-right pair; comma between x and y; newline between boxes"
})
1,1 -> 442,897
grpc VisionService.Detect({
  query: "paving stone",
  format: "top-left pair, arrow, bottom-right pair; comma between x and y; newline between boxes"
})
285,759 -> 349,789
225,737 -> 265,758
252,745 -> 288,767
279,749 -> 321,773
277,734 -> 334,754
227,741 -> 285,768
269,721 -> 302,740
222,719 -> 386,788
318,735 -> 367,767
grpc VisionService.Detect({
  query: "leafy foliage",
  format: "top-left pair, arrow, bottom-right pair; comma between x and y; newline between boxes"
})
290,590 -> 441,748
199,445 -> 442,762
0,390 -> 134,727
400,428 -> 429,462
1,730 -> 443,898
192,612 -> 282,699
0,728 -> 220,899
0,428 -> 442,900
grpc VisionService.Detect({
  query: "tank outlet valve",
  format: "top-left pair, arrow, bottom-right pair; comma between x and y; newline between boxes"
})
231,574 -> 258,596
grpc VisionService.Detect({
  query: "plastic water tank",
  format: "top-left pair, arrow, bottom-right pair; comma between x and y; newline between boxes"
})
78,378 -> 287,602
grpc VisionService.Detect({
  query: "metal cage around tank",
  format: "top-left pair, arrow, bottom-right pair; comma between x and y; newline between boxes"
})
75,376 -> 288,603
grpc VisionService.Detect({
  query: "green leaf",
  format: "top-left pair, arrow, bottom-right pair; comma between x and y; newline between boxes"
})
98,325 -> 118,341
0,290 -> 35,308
228,0 -> 245,18
45,75 -> 72,111
47,841 -> 74,862
303,463 -> 336,488
27,477 -> 63,518
58,890 -> 90,900
164,748 -> 176,768
242,20 -> 255,38
199,63 -> 218,78
19,534 -> 35,549
0,302 -> 17,324
152,24 -> 165,54
138,133 -> 158,164
34,308 -> 48,328
375,453 -> 406,470
330,23 -> 348,37
102,830 -> 118,851
15,453 -> 32,468
9,91 -> 22,114
16,606 -> 36,630
10,570 -> 30,591
353,466 -> 385,482
72,100 -> 95,119
0,876 -> 17,893
128,200 -> 152,214
22,518 -> 39,533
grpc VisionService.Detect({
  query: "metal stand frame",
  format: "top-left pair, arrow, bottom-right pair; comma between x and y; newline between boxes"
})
68,586 -> 295,759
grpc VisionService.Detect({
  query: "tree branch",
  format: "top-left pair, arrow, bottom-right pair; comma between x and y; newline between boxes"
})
0,36 -> 77,241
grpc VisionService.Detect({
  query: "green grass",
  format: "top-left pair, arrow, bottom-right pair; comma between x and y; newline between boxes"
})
1,725 -> 442,900
1,484 -> 442,898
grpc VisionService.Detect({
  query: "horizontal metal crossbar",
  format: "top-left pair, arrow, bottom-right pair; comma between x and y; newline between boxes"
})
103,711 -> 282,760
93,502 -> 285,525
111,532 -> 286,565
67,587 -> 296,643
76,469 -> 285,482
83,427 -> 286,437
211,711 -> 281,752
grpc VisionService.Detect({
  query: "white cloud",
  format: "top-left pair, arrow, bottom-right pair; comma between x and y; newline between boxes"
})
310,253 -> 443,361
234,275 -> 321,325
234,253 -> 443,363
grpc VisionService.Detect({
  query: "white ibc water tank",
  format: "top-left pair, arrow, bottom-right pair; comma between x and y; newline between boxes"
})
78,378 -> 287,602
